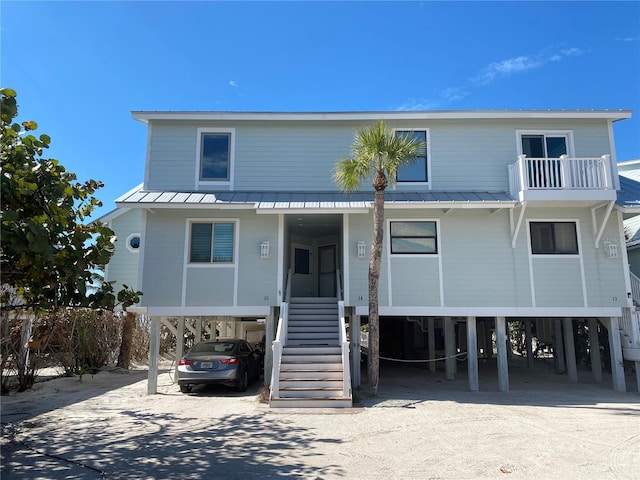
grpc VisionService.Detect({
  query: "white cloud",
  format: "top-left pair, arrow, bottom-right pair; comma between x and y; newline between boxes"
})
397,45 -> 585,110
229,80 -> 238,87
395,98 -> 441,111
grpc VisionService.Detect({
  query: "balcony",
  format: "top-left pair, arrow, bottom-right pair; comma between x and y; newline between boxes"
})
508,155 -> 616,203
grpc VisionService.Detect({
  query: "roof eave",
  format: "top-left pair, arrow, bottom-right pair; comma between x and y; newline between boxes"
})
131,110 -> 633,123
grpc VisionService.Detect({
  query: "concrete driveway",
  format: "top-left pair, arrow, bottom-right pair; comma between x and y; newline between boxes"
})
1,360 -> 639,479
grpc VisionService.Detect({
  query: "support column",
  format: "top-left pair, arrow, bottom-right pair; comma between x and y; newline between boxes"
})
588,318 -> 602,383
485,319 -> 493,359
350,315 -> 361,388
563,318 -> 578,383
467,316 -> 479,391
605,317 -> 626,392
553,320 -> 566,374
147,316 -> 160,395
427,318 -> 436,372
264,311 -> 275,387
444,317 -> 455,380
174,317 -> 185,383
496,316 -> 509,392
195,317 -> 203,343
525,319 -> 534,369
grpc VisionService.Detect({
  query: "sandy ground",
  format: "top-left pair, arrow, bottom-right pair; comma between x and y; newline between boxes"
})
1,359 -> 639,480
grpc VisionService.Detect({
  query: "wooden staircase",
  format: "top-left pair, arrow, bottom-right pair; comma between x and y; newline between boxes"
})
270,297 -> 352,408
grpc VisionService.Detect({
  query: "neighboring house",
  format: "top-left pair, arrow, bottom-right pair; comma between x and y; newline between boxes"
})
618,160 -> 640,275
101,110 -> 640,407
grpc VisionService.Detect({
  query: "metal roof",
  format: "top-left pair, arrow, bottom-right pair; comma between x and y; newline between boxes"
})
115,188 -> 516,211
617,176 -> 640,214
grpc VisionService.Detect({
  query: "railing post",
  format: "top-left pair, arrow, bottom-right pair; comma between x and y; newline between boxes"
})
271,340 -> 281,398
601,155 -> 612,189
559,155 -> 569,188
518,154 -> 528,191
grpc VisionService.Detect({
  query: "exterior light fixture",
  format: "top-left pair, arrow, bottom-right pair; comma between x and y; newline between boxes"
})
603,239 -> 618,259
357,241 -> 366,259
260,241 -> 270,259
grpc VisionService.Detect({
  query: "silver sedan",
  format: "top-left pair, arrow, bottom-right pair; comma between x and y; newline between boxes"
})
177,339 -> 261,393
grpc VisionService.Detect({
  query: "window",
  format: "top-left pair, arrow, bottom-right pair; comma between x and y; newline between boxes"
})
126,234 -> 141,253
530,222 -> 578,255
294,247 -> 310,274
197,129 -> 234,182
189,222 -> 235,263
521,134 -> 568,158
395,130 -> 428,182
390,221 -> 437,254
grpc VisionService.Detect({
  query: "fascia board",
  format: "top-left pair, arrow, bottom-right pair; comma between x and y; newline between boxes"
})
131,110 -> 632,123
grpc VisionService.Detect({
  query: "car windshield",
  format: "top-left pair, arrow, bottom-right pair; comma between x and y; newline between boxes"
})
190,342 -> 236,354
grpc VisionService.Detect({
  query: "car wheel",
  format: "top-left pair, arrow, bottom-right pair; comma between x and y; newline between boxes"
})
236,369 -> 248,392
180,385 -> 192,393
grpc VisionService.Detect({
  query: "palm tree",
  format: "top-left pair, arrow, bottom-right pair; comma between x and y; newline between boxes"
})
334,120 -> 425,394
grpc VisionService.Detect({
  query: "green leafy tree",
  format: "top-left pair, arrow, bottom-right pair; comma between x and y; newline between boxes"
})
334,120 -> 424,394
1,87 -> 139,311
0,88 -> 141,388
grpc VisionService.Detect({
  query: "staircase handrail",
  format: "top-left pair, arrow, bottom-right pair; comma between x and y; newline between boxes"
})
271,269 -> 292,400
630,271 -> 640,306
338,300 -> 352,400
621,307 -> 640,347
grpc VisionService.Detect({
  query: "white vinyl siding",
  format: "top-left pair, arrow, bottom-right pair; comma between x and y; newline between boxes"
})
144,119 -> 612,193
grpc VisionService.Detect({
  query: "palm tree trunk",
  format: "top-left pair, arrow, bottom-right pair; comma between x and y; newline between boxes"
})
368,188 -> 385,394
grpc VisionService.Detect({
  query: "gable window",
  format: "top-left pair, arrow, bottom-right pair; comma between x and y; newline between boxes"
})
530,222 -> 578,255
395,130 -> 428,182
126,233 -> 141,253
189,222 -> 235,263
390,221 -> 437,254
197,128 -> 235,184
200,133 -> 230,180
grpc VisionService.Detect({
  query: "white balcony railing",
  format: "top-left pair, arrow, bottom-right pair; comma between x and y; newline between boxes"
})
509,155 -> 613,197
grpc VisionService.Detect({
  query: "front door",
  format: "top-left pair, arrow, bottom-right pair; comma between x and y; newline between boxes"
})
318,244 -> 337,297
291,244 -> 313,297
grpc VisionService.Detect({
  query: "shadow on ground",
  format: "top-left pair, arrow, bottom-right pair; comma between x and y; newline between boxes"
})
2,410 -> 344,479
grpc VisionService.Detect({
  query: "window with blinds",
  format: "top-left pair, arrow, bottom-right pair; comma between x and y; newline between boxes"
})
530,222 -> 578,255
189,222 -> 235,263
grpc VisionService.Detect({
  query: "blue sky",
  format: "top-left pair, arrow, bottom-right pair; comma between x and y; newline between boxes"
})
3,1 -> 639,219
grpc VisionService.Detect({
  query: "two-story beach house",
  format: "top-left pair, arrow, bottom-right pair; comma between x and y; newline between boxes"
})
101,110 -> 640,407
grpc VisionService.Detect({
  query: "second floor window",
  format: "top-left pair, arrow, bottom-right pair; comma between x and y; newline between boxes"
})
190,222 -> 235,263
521,134 -> 568,158
200,133 -> 231,181
395,130 -> 428,182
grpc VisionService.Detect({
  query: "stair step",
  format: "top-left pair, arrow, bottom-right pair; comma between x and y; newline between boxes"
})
290,297 -> 337,304
289,310 -> 338,317
280,362 -> 342,371
287,339 -> 339,346
283,345 -> 340,354
288,332 -> 339,339
278,387 -> 345,399
282,353 -> 342,363
270,398 -> 352,408
279,379 -> 343,388
279,370 -> 343,379
289,319 -> 337,326
289,326 -> 338,333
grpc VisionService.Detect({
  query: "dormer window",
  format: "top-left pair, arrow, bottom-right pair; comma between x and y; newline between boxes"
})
196,128 -> 235,186
394,129 -> 429,183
